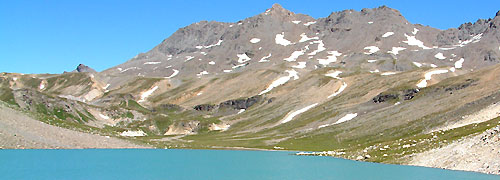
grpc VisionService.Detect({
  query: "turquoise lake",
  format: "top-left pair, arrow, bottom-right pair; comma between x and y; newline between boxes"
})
0,149 -> 498,180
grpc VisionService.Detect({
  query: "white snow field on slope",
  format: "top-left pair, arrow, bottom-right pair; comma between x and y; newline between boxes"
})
388,47 -> 406,55
275,32 -> 293,46
165,69 -> 179,78
382,32 -> 394,38
318,113 -> 358,128
308,40 -> 326,56
196,71 -> 209,78
455,58 -> 465,69
364,46 -> 380,55
328,82 -> 347,98
196,40 -> 223,49
281,103 -> 319,124
250,38 -> 261,43
416,69 -> 449,88
237,53 -> 251,63
139,86 -> 159,102
99,113 -> 110,120
381,72 -> 398,76
299,33 -> 319,42
284,49 -> 306,62
259,70 -> 299,95
455,33 -> 482,47
403,34 -> 431,49
318,51 -> 342,65
413,62 -> 423,67
303,21 -> 316,26
412,28 -> 419,35
259,53 -> 272,62
120,130 -> 146,137
434,53 -> 446,60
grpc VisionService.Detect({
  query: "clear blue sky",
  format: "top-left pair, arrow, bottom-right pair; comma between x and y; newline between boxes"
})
1,0 -> 499,74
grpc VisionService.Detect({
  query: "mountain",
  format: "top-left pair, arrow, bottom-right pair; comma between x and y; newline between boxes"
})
73,64 -> 96,73
1,4 -> 500,175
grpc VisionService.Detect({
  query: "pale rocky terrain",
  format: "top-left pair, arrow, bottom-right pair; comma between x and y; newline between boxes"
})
0,105 -> 148,149
410,125 -> 500,175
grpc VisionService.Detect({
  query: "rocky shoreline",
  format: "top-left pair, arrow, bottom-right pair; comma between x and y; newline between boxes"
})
409,125 -> 500,175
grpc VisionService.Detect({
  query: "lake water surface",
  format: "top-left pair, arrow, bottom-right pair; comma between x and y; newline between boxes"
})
0,149 -> 498,180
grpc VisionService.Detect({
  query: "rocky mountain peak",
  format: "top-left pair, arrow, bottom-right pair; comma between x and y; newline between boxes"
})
265,3 -> 294,17
496,10 -> 500,17
74,64 -> 96,73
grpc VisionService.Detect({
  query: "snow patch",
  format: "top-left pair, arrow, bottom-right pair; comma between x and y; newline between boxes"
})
455,58 -> 465,69
209,61 -> 215,65
328,82 -> 347,98
387,47 -> 406,55
368,21 -> 373,24
382,32 -> 394,38
416,69 -> 449,88
275,32 -> 293,46
412,62 -> 423,67
454,33 -> 482,47
434,53 -> 446,60
139,86 -> 159,102
303,21 -> 316,26
381,72 -> 398,76
307,40 -> 325,55
299,33 -> 319,42
318,51 -> 342,65
292,20 -> 301,24
99,113 -> 110,120
319,113 -> 358,128
232,64 -> 248,69
237,53 -> 251,63
284,49 -> 306,62
281,103 -> 319,124
119,67 -> 140,73
165,69 -> 179,78
196,40 -> 223,49
120,130 -> 146,137
237,109 -> 245,114
259,53 -> 272,62
196,71 -> 209,78
259,70 -> 299,95
369,69 -> 380,73
364,46 -> 380,55
430,64 -> 437,68
335,113 -> 357,124
144,62 -> 161,65
412,28 -> 419,35
403,34 -> 432,49
185,56 -> 195,62
250,38 -> 261,43
367,60 -> 377,63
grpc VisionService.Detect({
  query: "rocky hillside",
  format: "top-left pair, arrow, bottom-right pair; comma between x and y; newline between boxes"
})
1,4 -> 500,175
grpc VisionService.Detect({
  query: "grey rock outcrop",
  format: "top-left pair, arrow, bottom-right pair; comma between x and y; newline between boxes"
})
74,64 -> 96,73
